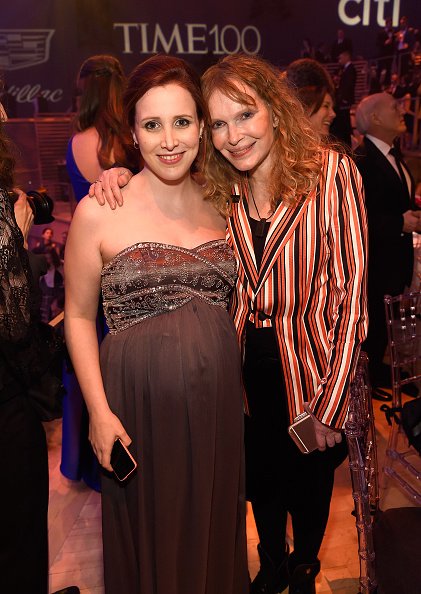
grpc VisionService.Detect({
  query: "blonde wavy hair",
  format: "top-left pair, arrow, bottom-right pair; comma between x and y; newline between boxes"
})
201,54 -> 323,213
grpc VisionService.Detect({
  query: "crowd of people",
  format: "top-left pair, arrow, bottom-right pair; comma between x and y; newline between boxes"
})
1,17 -> 421,594
301,18 -> 421,149
301,17 -> 421,83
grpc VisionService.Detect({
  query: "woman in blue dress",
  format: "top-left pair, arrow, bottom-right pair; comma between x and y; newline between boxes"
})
63,55 -> 137,491
66,54 -> 136,201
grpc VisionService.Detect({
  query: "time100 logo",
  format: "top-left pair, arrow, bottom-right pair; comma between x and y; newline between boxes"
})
114,23 -> 261,56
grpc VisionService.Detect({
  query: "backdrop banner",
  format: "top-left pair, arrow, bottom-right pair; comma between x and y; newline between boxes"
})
1,0 -> 419,116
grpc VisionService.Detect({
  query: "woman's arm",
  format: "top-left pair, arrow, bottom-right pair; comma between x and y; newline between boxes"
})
13,189 -> 33,249
64,198 -> 131,470
307,152 -> 368,430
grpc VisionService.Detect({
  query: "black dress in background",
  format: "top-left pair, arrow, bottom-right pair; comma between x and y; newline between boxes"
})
0,188 -> 49,594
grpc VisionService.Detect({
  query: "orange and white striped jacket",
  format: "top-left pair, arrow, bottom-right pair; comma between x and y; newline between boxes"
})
227,150 -> 368,429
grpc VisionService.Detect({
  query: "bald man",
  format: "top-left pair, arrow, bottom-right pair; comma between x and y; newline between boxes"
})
354,92 -> 421,395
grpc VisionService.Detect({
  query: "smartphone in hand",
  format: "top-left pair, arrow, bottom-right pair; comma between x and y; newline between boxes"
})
110,438 -> 138,481
288,412 -> 319,454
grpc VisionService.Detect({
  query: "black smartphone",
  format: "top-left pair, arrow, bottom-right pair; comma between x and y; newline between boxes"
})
110,438 -> 138,481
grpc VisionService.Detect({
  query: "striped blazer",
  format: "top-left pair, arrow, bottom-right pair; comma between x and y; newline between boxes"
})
227,150 -> 368,429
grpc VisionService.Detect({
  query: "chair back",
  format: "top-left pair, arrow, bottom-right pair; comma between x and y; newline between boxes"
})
382,291 -> 421,505
345,352 -> 378,594
384,291 -> 421,396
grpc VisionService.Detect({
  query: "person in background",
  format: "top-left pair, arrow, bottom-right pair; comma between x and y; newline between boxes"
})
39,247 -> 64,323
59,229 -> 68,264
285,58 -> 336,138
92,53 -> 367,594
395,15 -> 415,76
377,16 -> 395,85
0,97 -> 78,594
66,54 -> 137,202
63,54 -> 137,492
299,38 -> 315,59
354,92 -> 421,397
411,40 -> 421,73
331,28 -> 353,62
386,71 -> 400,96
314,42 -> 331,64
330,49 -> 356,147
367,64 -> 382,95
32,226 -> 58,254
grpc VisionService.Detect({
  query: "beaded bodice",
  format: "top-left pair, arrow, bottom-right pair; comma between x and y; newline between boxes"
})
101,239 -> 236,334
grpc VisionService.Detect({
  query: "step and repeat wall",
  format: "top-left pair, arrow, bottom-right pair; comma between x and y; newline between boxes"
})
1,0 -> 420,116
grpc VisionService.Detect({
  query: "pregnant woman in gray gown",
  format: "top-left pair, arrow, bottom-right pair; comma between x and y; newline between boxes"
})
64,55 -> 248,594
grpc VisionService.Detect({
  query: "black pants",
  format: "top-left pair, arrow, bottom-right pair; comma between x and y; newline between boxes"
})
363,282 -> 407,386
0,394 -> 49,594
363,287 -> 389,385
243,326 -> 347,566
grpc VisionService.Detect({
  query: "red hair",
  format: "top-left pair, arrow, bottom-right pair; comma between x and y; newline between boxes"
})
124,54 -> 208,129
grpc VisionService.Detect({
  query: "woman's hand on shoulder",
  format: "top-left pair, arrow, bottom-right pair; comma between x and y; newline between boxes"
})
88,408 -> 132,472
88,167 -> 133,209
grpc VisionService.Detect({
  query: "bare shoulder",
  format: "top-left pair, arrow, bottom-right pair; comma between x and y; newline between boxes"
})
117,171 -> 146,208
72,127 -> 99,150
122,170 -> 142,193
71,193 -> 110,229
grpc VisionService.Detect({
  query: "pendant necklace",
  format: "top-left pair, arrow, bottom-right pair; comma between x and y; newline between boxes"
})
248,179 -> 274,238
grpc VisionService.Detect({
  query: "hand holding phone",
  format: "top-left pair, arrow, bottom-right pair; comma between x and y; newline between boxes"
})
110,438 -> 138,481
288,412 -> 319,454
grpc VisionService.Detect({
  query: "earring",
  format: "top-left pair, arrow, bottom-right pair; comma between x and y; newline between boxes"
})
133,139 -> 139,149
199,134 -> 203,143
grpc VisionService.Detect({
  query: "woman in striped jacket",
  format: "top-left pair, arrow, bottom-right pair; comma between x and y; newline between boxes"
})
201,55 -> 367,594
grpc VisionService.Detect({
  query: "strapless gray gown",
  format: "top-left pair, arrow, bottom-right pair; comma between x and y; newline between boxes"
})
99,240 -> 248,594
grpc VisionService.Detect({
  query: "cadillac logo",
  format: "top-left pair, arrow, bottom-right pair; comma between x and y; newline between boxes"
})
0,29 -> 54,71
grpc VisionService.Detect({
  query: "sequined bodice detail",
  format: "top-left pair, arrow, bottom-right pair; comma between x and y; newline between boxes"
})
101,240 -> 236,334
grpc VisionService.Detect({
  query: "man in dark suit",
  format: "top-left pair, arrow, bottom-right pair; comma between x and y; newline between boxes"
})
354,92 -> 421,393
330,50 -> 356,147
331,29 -> 353,62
